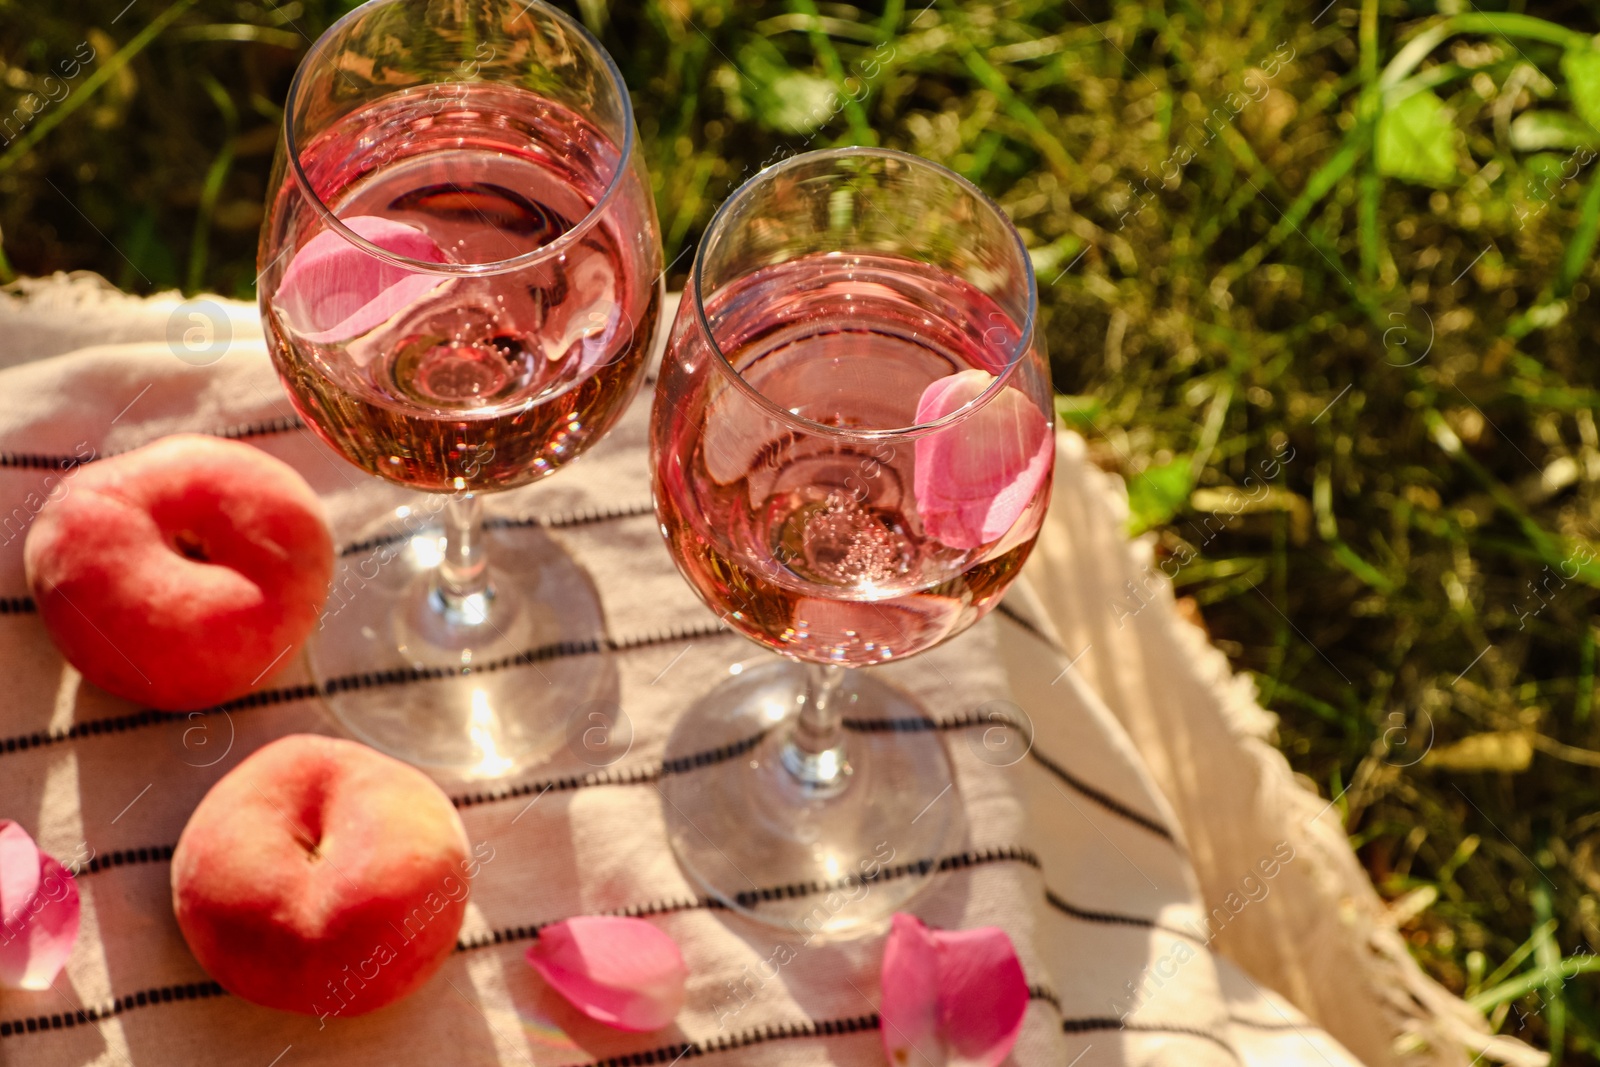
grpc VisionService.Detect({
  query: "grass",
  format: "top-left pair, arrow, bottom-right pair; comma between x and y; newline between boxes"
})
5,0 -> 1600,1058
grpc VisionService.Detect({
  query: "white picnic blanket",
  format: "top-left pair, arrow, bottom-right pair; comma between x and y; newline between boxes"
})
0,273 -> 1542,1067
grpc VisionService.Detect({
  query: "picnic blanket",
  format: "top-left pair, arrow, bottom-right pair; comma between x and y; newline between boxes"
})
0,272 -> 1543,1067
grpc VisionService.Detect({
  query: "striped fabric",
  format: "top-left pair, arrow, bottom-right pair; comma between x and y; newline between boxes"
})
0,291 -> 1364,1066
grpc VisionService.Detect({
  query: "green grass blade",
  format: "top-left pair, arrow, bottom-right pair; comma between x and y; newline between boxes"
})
1556,168 -> 1600,299
1470,956 -> 1600,1014
787,0 -> 875,145
0,0 -> 201,176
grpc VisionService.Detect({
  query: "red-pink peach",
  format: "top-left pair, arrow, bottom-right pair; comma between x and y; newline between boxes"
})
171,734 -> 481,1019
24,433 -> 333,711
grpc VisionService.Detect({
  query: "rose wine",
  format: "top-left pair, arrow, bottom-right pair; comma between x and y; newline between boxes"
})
653,253 -> 1053,667
263,83 -> 660,492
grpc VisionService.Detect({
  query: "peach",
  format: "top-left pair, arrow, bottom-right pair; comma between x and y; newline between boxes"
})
24,433 -> 333,711
171,734 -> 484,1020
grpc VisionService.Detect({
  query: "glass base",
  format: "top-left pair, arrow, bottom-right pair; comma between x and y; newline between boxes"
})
310,503 -> 615,779
659,658 -> 959,936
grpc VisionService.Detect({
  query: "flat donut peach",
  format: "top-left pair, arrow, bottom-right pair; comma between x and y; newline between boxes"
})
171,734 -> 478,1018
23,433 -> 334,711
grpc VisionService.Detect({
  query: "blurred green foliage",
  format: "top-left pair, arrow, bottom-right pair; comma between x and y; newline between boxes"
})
6,0 -> 1600,1057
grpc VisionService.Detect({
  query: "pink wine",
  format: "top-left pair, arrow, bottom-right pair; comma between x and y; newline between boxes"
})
263,83 -> 660,492
652,253 -> 1053,667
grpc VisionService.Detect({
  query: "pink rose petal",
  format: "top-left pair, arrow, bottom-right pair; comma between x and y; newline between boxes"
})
0,822 -> 80,991
913,370 -> 1053,551
525,916 -> 687,1032
881,913 -> 942,1064
933,926 -> 1030,1065
881,913 -> 1028,1067
0,821 -> 42,933
276,215 -> 448,344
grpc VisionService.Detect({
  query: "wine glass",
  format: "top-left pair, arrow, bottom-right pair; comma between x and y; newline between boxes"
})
258,0 -> 662,777
650,148 -> 1054,932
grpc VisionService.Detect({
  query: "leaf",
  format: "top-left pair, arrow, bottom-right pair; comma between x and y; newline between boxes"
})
1509,111 -> 1599,152
760,71 -> 840,136
1376,90 -> 1457,187
1126,456 -> 1195,535
1053,393 -> 1103,431
1561,47 -> 1600,131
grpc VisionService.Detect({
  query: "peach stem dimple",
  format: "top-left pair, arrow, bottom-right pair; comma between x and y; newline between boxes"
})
172,529 -> 209,562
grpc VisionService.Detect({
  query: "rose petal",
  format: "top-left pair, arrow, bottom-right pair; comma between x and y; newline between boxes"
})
525,916 -> 687,1032
881,913 -> 942,1066
932,926 -> 1029,1066
0,821 -> 42,933
276,215 -> 447,344
881,913 -> 1028,1067
0,826 -> 80,991
913,370 -> 1052,551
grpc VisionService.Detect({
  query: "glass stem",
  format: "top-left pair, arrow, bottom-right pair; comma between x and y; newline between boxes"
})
780,663 -> 852,795
433,493 -> 493,623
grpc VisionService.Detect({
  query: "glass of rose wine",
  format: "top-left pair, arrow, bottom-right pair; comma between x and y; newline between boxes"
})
258,0 -> 662,777
651,148 -> 1054,931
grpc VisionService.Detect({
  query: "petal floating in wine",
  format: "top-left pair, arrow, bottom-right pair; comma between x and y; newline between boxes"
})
0,822 -> 81,991
276,215 -> 449,344
880,913 -> 1028,1067
525,916 -> 687,1032
913,370 -> 1053,551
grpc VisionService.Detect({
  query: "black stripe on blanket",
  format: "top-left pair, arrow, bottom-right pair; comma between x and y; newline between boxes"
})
16,730 -> 1175,881
454,868 -> 1200,957
1,986 -> 1065,1055
456,895 -> 723,950
0,417 -> 307,473
563,1014 -> 881,1066
0,621 -> 734,756
0,981 -> 228,1037
554,985 -> 1073,1067
452,718 -> 1176,847
731,845 -> 1041,907
79,844 -> 175,875
1228,1014 -> 1313,1032
1029,745 -> 1175,843
338,500 -> 655,558
987,603 -> 1180,845
993,598 -> 1064,651
68,844 -> 1194,954
1060,1016 -> 1239,1055
0,452 -> 91,471
5,686 -> 1173,848
0,500 -> 652,614
1045,890 -> 1207,943
452,727 -> 773,807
